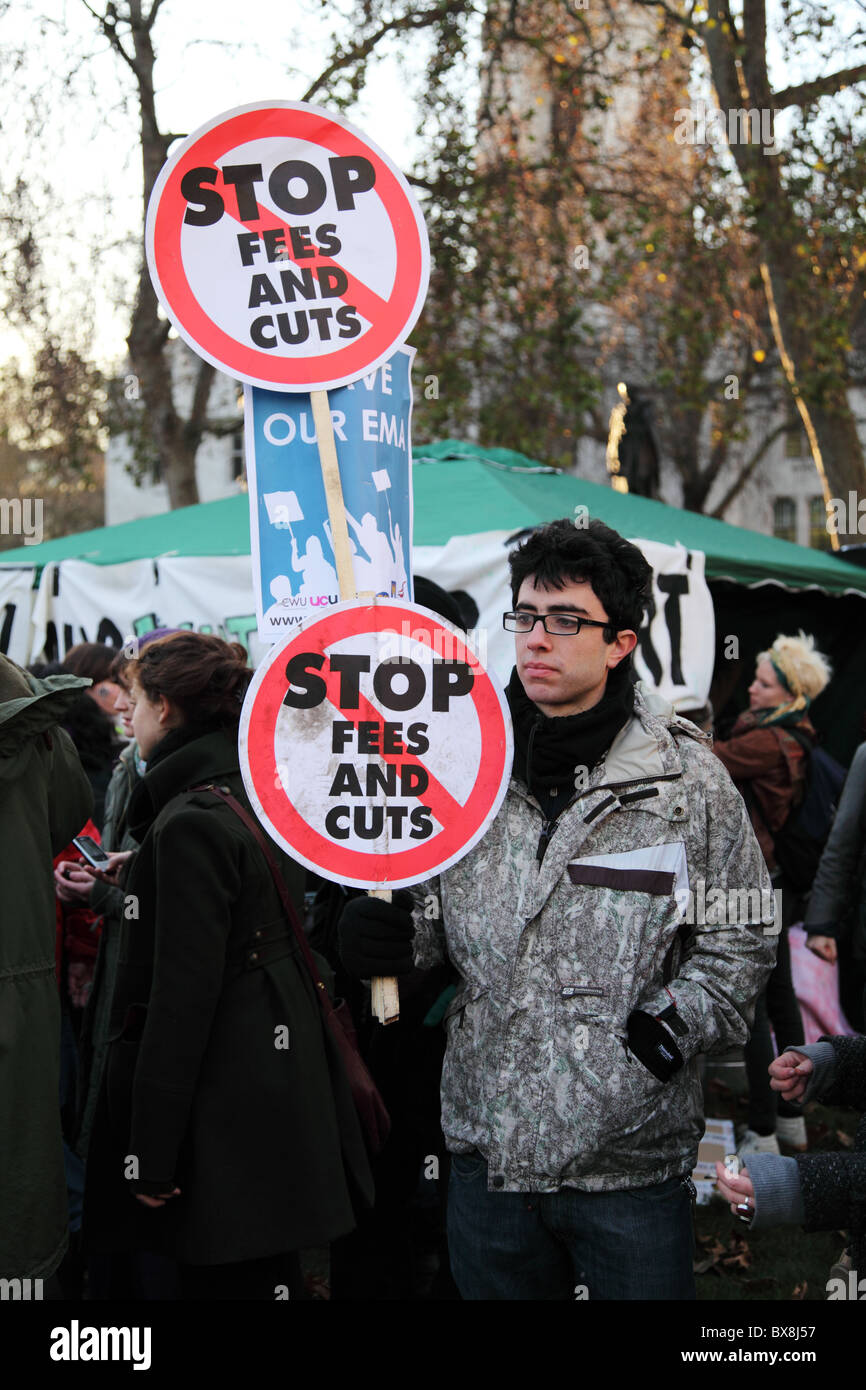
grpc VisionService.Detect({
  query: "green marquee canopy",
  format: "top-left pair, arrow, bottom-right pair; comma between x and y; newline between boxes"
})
3,441 -> 865,597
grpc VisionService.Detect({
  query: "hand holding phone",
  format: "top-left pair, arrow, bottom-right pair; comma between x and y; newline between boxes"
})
54,859 -> 94,903
78,847 -> 135,885
72,834 -> 111,869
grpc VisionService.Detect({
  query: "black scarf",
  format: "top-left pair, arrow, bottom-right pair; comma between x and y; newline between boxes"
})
143,718 -> 228,774
507,662 -> 635,821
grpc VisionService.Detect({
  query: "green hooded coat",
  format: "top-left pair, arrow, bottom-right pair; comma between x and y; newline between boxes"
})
0,655 -> 93,1279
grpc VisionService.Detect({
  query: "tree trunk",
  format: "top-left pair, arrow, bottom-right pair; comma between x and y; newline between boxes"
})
758,247 -> 864,543
125,0 -> 209,508
698,8 -> 866,540
804,398 -> 866,542
660,402 -> 710,512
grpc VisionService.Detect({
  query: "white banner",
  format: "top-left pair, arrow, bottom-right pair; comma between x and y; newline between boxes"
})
630,539 -> 714,711
0,535 -> 714,711
11,556 -> 270,669
415,533 -> 714,710
0,564 -> 37,665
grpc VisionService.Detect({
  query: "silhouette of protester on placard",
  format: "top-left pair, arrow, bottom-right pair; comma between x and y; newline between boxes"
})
263,574 -> 297,626
291,532 -> 339,600
344,510 -> 405,596
390,522 -> 409,599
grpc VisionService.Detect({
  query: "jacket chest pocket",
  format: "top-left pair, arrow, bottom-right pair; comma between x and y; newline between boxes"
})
566,848 -> 684,901
554,841 -> 690,1018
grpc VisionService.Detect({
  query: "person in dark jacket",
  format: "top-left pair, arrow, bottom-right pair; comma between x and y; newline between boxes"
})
61,642 -> 125,724
716,1034 -> 866,1290
31,657 -> 123,832
82,632 -> 372,1299
74,631 -> 182,1168
0,655 -> 93,1285
802,742 -> 866,1032
714,632 -> 832,1156
70,633 -> 178,1298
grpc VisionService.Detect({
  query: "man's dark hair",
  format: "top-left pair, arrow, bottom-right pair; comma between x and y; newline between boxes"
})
508,518 -> 652,637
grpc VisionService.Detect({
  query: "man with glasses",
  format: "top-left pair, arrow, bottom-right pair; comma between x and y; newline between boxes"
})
339,517 -> 775,1299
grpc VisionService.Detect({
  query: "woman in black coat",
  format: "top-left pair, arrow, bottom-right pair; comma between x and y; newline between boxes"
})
82,633 -> 372,1299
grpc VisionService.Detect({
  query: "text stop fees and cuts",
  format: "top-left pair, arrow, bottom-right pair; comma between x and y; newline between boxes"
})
181,156 -> 376,350
283,650 -> 475,843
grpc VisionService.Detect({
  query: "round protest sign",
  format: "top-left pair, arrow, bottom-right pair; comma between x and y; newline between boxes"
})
239,599 -> 512,889
146,101 -> 430,392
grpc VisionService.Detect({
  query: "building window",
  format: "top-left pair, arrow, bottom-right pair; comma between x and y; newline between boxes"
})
784,429 -> 806,458
231,430 -> 244,482
773,496 -> 797,543
809,496 -> 832,551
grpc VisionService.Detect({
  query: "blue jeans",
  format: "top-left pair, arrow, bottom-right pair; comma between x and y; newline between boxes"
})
447,1153 -> 695,1300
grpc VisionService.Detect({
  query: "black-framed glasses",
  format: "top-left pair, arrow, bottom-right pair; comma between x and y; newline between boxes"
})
503,611 -> 613,637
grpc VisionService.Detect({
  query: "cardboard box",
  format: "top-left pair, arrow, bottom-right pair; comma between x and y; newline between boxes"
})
691,1117 -> 736,1204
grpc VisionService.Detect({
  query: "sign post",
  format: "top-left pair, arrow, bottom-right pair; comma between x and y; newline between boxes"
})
310,390 -> 355,595
310,392 -> 398,1021
147,101 -> 433,1022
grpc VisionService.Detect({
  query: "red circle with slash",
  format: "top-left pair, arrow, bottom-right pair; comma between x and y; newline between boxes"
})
239,599 -> 512,888
146,102 -> 429,391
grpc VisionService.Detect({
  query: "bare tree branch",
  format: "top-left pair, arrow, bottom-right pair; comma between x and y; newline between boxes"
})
79,0 -> 138,79
301,1 -> 477,104
186,359 -> 217,440
143,0 -> 169,34
710,420 -> 792,517
773,65 -> 866,109
631,0 -> 693,28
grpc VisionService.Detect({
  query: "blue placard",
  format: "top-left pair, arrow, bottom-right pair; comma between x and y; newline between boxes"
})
245,346 -> 414,640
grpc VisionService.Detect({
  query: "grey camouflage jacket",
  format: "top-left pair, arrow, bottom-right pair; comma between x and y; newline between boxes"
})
413,687 -> 777,1193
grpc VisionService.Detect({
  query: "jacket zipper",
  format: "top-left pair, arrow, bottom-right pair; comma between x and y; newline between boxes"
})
536,818 -> 555,864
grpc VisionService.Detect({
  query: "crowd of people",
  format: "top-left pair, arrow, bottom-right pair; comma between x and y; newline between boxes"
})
2,516 -> 864,1301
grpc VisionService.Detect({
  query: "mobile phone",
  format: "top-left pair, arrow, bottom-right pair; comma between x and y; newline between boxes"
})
72,835 -> 111,869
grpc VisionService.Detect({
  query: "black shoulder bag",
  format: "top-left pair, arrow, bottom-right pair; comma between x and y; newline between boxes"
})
191,783 -> 391,1155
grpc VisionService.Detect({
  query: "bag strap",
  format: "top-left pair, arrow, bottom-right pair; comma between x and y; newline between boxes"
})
770,726 -> 812,813
188,783 -> 336,1019
777,725 -> 813,756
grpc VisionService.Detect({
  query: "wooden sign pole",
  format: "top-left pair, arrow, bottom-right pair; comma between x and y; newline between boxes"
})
311,389 -> 400,1026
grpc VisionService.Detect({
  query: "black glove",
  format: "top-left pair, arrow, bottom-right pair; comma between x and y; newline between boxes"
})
626,1009 -> 684,1083
338,890 -> 415,978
